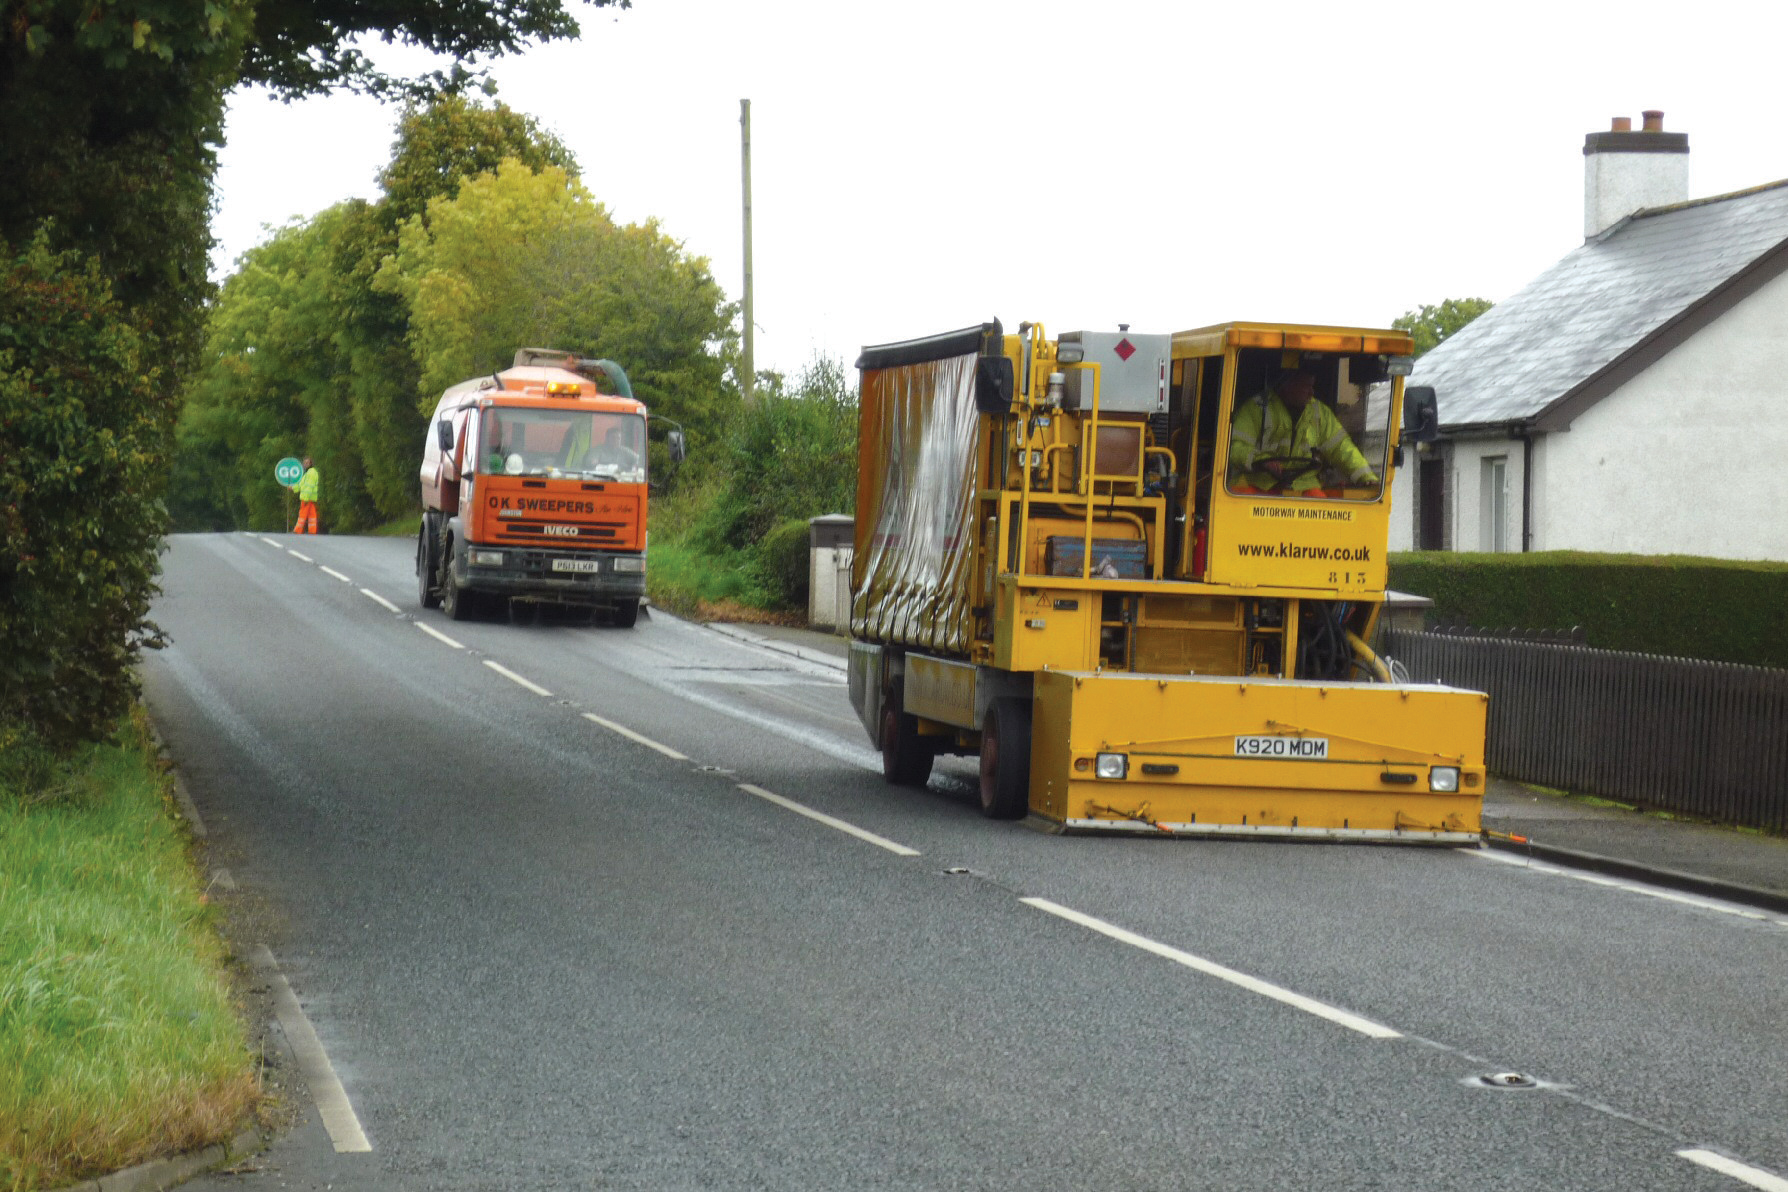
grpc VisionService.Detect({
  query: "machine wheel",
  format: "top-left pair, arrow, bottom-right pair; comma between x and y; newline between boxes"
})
978,698 -> 1032,819
879,684 -> 933,788
416,524 -> 440,609
610,598 -> 640,629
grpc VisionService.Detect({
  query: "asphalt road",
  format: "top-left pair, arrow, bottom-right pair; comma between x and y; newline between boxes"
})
144,532 -> 1788,1192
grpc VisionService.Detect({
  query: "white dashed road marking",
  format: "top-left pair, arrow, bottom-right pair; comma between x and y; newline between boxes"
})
1676,1149 -> 1788,1191
415,623 -> 464,649
582,712 -> 689,760
1020,897 -> 1402,1039
736,783 -> 920,857
360,589 -> 402,613
483,660 -> 553,697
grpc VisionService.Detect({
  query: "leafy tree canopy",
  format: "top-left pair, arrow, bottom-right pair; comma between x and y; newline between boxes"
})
378,158 -> 732,429
1393,297 -> 1494,357
236,0 -> 626,98
378,92 -> 579,230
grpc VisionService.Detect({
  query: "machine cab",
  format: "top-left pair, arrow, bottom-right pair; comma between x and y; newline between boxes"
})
1168,324 -> 1414,595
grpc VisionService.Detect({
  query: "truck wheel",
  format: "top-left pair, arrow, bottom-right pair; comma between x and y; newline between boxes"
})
610,598 -> 639,628
979,698 -> 1032,819
416,526 -> 441,609
879,684 -> 933,788
442,573 -> 474,622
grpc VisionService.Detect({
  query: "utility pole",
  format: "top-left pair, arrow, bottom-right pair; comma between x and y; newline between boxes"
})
739,98 -> 755,404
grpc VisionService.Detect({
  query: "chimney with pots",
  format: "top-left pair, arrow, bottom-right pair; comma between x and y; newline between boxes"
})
1583,109 -> 1689,239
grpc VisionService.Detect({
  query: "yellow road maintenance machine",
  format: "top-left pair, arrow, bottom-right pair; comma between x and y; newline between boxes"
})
847,320 -> 1486,841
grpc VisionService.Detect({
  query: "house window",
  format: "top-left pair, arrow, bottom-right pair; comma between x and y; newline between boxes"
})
1481,455 -> 1509,552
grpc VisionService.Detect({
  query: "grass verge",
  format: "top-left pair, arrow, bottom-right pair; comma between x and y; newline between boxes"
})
647,539 -> 789,623
0,710 -> 258,1190
366,512 -> 420,538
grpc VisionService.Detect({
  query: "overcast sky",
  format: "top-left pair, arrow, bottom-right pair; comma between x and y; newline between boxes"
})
212,0 -> 1784,379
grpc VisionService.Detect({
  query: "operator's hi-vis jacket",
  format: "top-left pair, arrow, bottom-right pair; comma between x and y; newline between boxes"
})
296,465 -> 320,503
1228,386 -> 1377,493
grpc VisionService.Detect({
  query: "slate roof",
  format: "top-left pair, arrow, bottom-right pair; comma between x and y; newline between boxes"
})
1412,178 -> 1788,430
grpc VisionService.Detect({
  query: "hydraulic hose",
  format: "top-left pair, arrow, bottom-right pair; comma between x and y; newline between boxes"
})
1345,630 -> 1393,683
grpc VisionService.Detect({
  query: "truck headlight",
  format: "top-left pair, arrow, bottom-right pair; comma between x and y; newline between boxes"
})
470,550 -> 505,566
1095,752 -> 1129,780
1429,766 -> 1460,793
611,557 -> 646,574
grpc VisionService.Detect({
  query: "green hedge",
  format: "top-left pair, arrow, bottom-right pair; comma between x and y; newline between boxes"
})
1387,551 -> 1788,669
1,235 -> 174,771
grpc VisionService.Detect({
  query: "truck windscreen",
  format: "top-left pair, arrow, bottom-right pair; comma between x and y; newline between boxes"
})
1223,350 -> 1390,501
479,409 -> 646,483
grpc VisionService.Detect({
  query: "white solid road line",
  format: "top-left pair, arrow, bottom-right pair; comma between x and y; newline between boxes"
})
252,946 -> 371,1154
581,712 -> 689,760
287,549 -> 314,563
415,623 -> 464,650
483,660 -> 553,697
1677,1149 -> 1788,1191
1019,897 -> 1403,1040
319,566 -> 353,583
736,783 -> 921,857
171,771 -> 207,838
1468,849 -> 1788,927
360,589 -> 402,614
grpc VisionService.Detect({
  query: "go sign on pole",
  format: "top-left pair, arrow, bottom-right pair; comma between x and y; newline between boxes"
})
275,457 -> 305,487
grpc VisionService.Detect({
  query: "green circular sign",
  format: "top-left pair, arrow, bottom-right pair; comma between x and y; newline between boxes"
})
275,457 -> 305,486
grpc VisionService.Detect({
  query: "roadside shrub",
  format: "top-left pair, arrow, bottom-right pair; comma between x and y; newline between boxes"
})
696,356 -> 857,553
649,355 -> 857,615
1388,551 -> 1788,668
0,235 -> 173,774
754,518 -> 814,609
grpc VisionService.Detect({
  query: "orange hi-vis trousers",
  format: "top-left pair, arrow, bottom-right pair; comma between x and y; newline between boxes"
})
293,502 -> 319,534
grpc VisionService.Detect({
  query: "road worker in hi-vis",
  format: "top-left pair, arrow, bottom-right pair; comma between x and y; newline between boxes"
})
290,457 -> 321,533
1228,369 -> 1377,495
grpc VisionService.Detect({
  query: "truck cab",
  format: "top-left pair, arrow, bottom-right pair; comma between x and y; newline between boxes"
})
417,350 -> 659,626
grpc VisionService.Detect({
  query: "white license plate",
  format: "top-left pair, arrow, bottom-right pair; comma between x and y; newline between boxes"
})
1234,735 -> 1329,759
551,558 -> 600,573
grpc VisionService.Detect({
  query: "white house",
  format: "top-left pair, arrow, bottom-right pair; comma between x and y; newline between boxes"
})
1390,111 -> 1788,561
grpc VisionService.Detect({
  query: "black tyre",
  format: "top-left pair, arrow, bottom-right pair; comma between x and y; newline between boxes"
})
978,698 -> 1032,819
610,598 -> 639,628
441,568 -> 474,622
879,684 -> 933,788
416,525 -> 440,609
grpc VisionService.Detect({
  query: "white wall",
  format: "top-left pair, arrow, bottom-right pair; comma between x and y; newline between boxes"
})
1445,434 -> 1526,553
1387,448 -> 1414,551
1534,267 -> 1788,560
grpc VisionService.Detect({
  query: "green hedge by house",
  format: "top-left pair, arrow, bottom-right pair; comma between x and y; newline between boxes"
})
1387,552 -> 1788,669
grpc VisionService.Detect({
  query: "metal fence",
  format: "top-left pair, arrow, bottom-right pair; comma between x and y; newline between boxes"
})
1381,629 -> 1788,833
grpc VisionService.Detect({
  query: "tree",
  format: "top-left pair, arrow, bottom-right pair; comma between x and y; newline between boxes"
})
1393,297 -> 1494,357
175,210 -> 373,531
237,0 -> 624,99
173,95 -> 584,531
378,158 -> 733,429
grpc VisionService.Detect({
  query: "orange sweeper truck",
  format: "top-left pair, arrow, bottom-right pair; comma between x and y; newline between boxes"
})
848,320 -> 1487,840
417,349 -> 681,626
